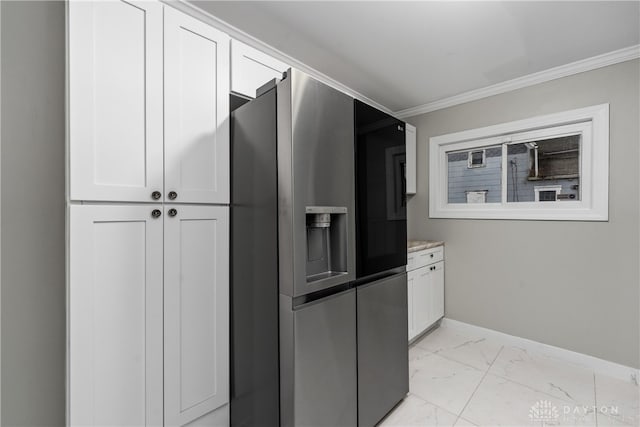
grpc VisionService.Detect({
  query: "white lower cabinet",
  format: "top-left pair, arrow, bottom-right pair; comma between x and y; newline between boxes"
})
69,204 -> 229,426
407,273 -> 415,340
430,262 -> 445,321
407,246 -> 445,342
69,205 -> 164,426
164,205 -> 229,426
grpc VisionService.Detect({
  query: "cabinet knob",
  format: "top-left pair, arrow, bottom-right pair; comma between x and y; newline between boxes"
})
151,191 -> 161,200
151,209 -> 162,219
168,191 -> 178,200
168,208 -> 177,217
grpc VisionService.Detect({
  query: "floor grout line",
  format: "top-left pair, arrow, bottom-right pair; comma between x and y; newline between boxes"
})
405,392 -> 461,419
429,350 -> 499,373
412,336 -> 502,374
484,368 -> 600,409
453,345 -> 505,425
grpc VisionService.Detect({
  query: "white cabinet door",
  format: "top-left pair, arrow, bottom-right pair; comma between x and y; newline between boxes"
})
407,270 -> 416,341
164,205 -> 229,426
164,8 -> 230,205
69,0 -> 164,203
406,123 -> 417,195
431,262 -> 445,322
231,39 -> 289,98
412,266 -> 431,336
69,205 -> 163,426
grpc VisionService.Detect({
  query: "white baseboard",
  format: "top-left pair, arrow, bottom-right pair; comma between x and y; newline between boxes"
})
440,318 -> 639,384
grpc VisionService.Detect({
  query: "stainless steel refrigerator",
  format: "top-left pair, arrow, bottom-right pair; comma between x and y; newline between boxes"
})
231,69 -> 357,427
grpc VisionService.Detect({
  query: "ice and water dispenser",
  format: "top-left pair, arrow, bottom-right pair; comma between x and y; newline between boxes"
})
305,207 -> 349,283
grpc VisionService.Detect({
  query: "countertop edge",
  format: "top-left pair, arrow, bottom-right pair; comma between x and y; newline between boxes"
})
407,240 -> 445,253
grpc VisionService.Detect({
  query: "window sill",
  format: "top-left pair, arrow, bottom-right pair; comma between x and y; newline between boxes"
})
527,174 -> 579,181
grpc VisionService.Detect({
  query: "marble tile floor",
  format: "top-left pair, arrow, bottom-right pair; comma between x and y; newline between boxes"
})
380,324 -> 639,427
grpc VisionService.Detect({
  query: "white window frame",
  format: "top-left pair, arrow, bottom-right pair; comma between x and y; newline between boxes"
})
429,104 -> 609,221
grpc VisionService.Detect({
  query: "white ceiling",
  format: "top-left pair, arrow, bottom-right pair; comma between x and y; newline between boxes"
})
193,1 -> 640,112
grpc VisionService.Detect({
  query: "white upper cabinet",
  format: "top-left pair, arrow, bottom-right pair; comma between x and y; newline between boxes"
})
164,9 -> 230,204
69,204 -> 164,426
164,205 -> 229,426
69,0 -> 164,203
69,1 -> 230,204
406,123 -> 417,195
230,39 -> 289,98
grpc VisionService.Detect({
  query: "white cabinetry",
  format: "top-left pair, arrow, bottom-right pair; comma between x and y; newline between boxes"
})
165,9 -> 229,204
69,0 -> 164,202
164,205 -> 229,426
405,123 -> 416,195
68,2 -> 230,426
69,0 -> 229,204
230,39 -> 289,98
70,204 -> 229,426
407,246 -> 444,341
69,205 -> 164,426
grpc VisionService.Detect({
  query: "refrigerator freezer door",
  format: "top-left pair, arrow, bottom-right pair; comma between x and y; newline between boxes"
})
357,273 -> 409,427
280,290 -> 358,427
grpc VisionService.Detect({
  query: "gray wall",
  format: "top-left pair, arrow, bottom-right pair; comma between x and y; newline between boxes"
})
406,59 -> 640,368
1,1 -> 66,425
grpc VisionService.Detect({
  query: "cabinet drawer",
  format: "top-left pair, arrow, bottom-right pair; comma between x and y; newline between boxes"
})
407,246 -> 443,271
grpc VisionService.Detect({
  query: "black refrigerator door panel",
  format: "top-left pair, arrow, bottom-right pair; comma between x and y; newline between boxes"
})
230,89 -> 279,427
357,273 -> 409,427
355,100 -> 407,278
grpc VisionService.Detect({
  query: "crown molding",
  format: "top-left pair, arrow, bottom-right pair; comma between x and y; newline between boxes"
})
161,0 -> 393,114
395,44 -> 640,119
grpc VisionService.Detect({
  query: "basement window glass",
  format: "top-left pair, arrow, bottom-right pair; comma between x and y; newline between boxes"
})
430,104 -> 609,221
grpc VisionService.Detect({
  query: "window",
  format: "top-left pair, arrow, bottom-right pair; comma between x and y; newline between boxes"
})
468,150 -> 486,168
534,185 -> 562,202
429,104 -> 609,221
